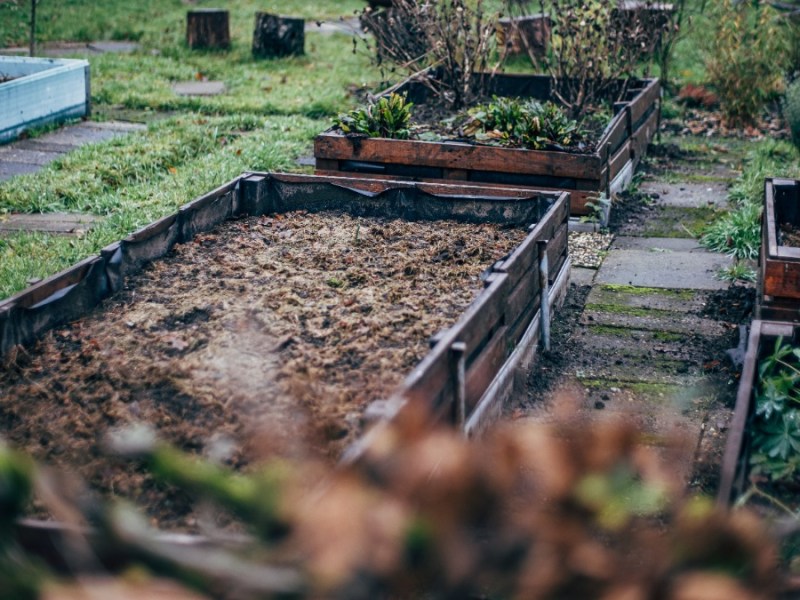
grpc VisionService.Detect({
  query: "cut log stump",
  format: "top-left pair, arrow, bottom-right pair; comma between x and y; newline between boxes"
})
186,9 -> 230,50
252,13 -> 305,59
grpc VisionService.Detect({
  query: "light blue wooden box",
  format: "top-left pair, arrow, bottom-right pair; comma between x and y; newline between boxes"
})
0,56 -> 90,144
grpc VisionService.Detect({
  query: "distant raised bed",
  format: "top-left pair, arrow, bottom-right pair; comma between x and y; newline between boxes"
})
757,178 -> 800,322
0,172 -> 568,528
0,56 -> 90,144
314,73 -> 661,221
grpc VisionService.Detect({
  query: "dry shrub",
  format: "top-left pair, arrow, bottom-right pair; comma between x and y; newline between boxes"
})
705,0 -> 790,126
359,0 -> 501,109
512,0 -> 675,118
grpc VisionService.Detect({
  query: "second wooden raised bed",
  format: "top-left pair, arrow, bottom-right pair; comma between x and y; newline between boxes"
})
758,178 -> 800,322
314,73 -> 661,221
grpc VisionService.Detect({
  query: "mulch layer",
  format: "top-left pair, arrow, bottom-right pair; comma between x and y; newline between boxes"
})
0,210 -> 527,529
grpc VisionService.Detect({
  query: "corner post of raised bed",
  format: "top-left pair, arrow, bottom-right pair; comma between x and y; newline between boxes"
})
252,13 -> 305,59
240,174 -> 271,216
537,240 -> 550,352
186,9 -> 231,50
449,341 -> 467,427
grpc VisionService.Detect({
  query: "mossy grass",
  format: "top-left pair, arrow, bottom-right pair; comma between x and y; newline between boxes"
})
0,114 -> 324,298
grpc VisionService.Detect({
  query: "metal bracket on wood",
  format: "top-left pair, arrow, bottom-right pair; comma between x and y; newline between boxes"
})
450,341 -> 467,426
537,240 -> 550,352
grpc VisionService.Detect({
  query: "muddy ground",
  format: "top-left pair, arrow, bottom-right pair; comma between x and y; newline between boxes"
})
0,210 -> 527,529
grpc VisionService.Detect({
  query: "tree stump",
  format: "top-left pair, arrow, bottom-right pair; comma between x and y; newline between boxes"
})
252,13 -> 305,59
186,9 -> 230,50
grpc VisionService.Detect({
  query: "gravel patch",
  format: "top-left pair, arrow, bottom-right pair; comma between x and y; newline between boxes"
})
569,232 -> 614,269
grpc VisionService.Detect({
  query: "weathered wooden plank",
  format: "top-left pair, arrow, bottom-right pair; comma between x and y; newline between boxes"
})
630,106 -> 659,164
465,325 -> 510,410
314,133 -> 605,180
608,140 -> 632,181
453,273 -> 510,359
497,195 -> 568,281
628,78 -> 661,127
546,223 -> 568,278
600,109 -> 630,159
504,267 -> 542,332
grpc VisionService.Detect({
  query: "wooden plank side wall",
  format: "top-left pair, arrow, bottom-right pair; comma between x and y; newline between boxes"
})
760,179 -> 800,311
314,133 -> 605,180
718,320 -> 798,504
387,192 -> 569,425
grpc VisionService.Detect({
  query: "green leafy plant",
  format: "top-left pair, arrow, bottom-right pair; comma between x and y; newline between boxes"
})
705,0 -> 790,126
333,93 -> 414,139
783,78 -> 800,151
461,96 -> 581,149
750,338 -> 800,482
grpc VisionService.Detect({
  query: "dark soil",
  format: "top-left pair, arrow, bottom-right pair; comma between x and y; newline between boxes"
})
606,187 -> 659,232
698,284 -> 756,324
780,222 -> 800,248
0,210 -> 527,530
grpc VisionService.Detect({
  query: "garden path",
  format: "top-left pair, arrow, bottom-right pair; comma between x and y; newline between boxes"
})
513,145 -> 748,496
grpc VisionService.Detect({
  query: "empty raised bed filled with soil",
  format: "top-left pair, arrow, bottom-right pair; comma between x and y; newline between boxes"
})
314,73 -> 661,220
0,173 -> 568,529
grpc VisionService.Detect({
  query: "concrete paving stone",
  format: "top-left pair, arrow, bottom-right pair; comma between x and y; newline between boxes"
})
581,305 -> 730,336
569,266 -> 597,286
305,17 -> 364,36
596,238 -> 733,290
12,139 -> 77,153
84,121 -> 147,133
40,126 -> 122,148
640,180 -> 729,209
0,161 -> 41,180
87,41 -> 140,53
0,147 -> 61,166
0,212 -> 102,234
172,81 -> 226,97
586,283 -> 706,313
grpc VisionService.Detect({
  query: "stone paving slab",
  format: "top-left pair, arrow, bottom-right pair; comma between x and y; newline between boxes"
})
596,236 -> 732,290
305,17 -> 364,36
172,81 -> 226,97
0,212 -> 102,234
640,180 -> 729,209
0,161 -> 41,180
581,305 -> 730,336
0,147 -> 61,166
586,283 -> 705,313
569,266 -> 596,286
12,139 -> 78,153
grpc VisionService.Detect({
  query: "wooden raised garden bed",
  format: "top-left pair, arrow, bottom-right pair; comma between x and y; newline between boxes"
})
758,178 -> 800,322
0,56 -> 90,144
717,319 -> 800,594
314,73 -> 661,221
1,172 -> 569,532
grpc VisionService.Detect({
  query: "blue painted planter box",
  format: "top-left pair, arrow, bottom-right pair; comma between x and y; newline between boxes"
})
0,56 -> 90,144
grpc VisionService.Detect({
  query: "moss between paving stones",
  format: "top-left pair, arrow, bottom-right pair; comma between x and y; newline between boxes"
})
585,324 -> 686,343
635,205 -> 724,238
578,379 -> 704,404
597,284 -> 696,300
584,302 -> 685,319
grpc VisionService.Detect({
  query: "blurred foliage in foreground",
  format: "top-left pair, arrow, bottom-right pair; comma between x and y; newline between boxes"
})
0,405 -> 786,599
